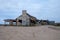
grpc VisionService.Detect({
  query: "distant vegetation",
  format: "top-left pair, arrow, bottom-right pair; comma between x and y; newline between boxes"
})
54,23 -> 60,26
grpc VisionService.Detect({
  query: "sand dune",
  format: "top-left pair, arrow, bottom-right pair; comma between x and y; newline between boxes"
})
0,25 -> 60,40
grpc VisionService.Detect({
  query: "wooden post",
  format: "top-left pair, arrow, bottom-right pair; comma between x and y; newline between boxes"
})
16,19 -> 19,26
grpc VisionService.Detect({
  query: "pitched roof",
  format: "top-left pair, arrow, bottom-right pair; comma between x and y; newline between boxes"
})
16,15 -> 22,19
16,13 -> 37,20
26,13 -> 37,20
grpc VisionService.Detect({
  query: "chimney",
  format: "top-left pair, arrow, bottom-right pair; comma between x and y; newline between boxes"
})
22,10 -> 27,14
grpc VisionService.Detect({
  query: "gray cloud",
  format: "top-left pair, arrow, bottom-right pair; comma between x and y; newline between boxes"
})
0,0 -> 60,24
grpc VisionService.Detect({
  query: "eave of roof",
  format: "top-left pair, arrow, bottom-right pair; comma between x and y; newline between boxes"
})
4,19 -> 16,22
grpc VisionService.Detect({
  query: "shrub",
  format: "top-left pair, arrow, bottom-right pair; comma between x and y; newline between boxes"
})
54,23 -> 60,26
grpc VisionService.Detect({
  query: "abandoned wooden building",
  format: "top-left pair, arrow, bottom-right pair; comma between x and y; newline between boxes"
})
4,10 -> 39,26
4,10 -> 55,26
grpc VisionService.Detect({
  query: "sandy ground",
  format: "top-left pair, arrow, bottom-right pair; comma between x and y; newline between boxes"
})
0,25 -> 60,40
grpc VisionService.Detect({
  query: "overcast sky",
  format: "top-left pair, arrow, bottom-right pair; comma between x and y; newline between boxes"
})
0,0 -> 60,24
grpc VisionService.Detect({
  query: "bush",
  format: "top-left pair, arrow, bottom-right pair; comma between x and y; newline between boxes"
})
54,23 -> 60,26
